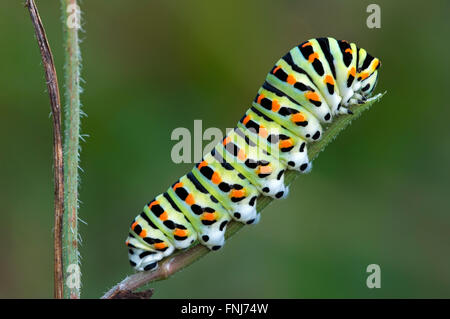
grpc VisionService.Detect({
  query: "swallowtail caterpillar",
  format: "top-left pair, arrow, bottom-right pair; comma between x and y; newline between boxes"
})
126,37 -> 381,271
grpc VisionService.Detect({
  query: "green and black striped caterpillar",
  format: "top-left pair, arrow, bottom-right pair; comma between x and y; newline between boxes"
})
126,37 -> 381,271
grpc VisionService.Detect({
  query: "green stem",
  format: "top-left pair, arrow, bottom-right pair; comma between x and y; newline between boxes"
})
102,92 -> 385,299
61,0 -> 82,299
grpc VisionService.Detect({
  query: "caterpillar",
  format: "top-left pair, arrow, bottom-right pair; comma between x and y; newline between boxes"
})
126,37 -> 381,271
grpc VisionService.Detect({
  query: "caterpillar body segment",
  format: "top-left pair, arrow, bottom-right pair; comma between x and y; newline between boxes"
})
144,193 -> 197,249
126,213 -> 175,271
327,38 -> 358,106
266,58 -> 332,123
237,108 -> 310,173
253,85 -> 323,143
216,128 -> 289,199
126,37 -> 381,272
292,39 -> 343,113
168,174 -> 232,250
192,151 -> 261,224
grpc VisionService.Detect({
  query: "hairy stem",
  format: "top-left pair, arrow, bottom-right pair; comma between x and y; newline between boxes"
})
61,0 -> 82,299
102,93 -> 385,299
25,0 -> 65,299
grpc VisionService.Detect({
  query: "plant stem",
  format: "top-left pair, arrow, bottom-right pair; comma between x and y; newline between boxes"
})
25,0 -> 65,299
61,0 -> 82,299
102,93 -> 385,299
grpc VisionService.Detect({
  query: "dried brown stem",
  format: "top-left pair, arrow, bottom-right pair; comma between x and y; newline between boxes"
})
25,0 -> 65,299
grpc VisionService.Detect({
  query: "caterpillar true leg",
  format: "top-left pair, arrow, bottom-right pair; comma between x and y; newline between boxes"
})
126,37 -> 380,272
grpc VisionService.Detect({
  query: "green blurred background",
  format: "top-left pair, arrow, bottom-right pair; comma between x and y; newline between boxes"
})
1,0 -> 449,298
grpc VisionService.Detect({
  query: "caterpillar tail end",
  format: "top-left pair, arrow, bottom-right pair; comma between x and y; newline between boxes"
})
127,246 -> 161,272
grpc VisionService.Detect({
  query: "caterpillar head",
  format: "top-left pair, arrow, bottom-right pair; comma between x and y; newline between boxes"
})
355,50 -> 381,95
359,71 -> 379,97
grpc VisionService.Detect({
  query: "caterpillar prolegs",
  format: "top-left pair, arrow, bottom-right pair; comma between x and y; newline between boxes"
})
126,37 -> 381,271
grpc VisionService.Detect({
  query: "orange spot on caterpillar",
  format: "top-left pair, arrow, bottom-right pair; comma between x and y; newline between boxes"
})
286,74 -> 296,85
125,241 -> 129,246
131,221 -> 138,231
139,229 -> 147,238
242,115 -> 251,125
272,65 -> 281,74
324,75 -> 335,85
257,165 -> 272,175
159,211 -> 168,221
173,182 -> 183,190
198,161 -> 208,169
237,149 -> 247,161
372,59 -> 380,70
154,242 -> 166,250
271,100 -> 280,112
257,94 -> 265,104
211,171 -> 222,184
279,139 -> 294,149
349,67 -> 356,77
222,136 -> 231,145
230,189 -> 245,198
305,91 -> 320,102
201,212 -> 216,221
148,201 -> 159,209
302,42 -> 312,48
185,193 -> 195,205
291,113 -> 306,123
308,52 -> 319,63
345,48 -> 353,54
174,228 -> 187,237
259,126 -> 268,138
359,72 -> 369,80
